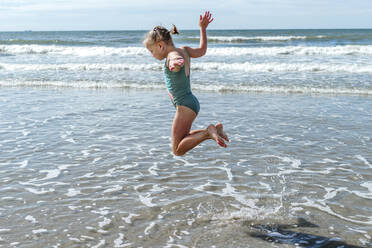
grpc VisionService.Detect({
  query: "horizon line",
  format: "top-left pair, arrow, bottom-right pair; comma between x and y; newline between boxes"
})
1,27 -> 372,32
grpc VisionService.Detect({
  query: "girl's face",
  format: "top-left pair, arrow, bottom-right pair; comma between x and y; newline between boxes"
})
146,42 -> 166,61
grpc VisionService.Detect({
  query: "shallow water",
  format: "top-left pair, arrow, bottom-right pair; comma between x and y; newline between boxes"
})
0,87 -> 371,247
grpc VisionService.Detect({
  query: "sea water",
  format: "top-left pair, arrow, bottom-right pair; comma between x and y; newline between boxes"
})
0,30 -> 371,247
1,29 -> 372,94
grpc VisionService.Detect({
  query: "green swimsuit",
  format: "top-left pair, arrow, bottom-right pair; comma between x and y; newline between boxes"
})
164,49 -> 200,115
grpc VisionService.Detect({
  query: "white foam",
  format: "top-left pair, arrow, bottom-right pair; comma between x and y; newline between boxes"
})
207,45 -> 372,56
280,156 -> 301,168
66,138 -> 76,143
148,167 -> 159,176
361,182 -> 372,192
32,229 -> 48,234
193,181 -> 212,192
68,237 -> 80,242
323,187 -> 348,200
293,197 -> 372,225
122,213 -> 139,224
222,183 -> 257,207
207,85 -> 372,95
91,240 -> 105,248
173,157 -> 198,167
220,163 -> 233,181
19,181 -> 67,187
103,185 -> 122,193
244,170 -> 254,176
120,162 -> 139,170
19,159 -> 28,168
91,207 -> 111,216
99,134 -> 119,140
0,62 -> 162,72
271,134 -> 294,142
65,188 -> 81,197
25,215 -> 38,224
259,182 -> 272,191
1,80 -> 371,96
0,45 -> 147,57
2,44 -> 372,57
164,240 -> 188,248
93,157 -> 102,164
144,221 -> 156,235
25,187 -> 55,194
150,184 -> 164,192
264,155 -> 301,168
2,61 -> 372,74
1,196 -> 21,200
206,35 -> 309,42
355,155 -> 372,168
98,217 -> 112,228
39,169 -> 61,180
68,206 -> 79,210
81,235 -> 95,241
0,80 -> 165,90
191,62 -> 372,73
197,201 -> 282,224
114,233 -> 131,247
355,183 -> 372,199
319,158 -> 338,163
138,193 -> 156,207
148,163 -> 159,176
57,164 -> 78,170
81,150 -> 90,157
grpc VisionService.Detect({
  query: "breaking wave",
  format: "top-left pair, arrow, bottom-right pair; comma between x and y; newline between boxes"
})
2,44 -> 372,57
2,62 -> 372,73
1,80 -> 370,95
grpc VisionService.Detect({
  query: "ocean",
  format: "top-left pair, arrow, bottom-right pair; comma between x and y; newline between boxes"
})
0,29 -> 371,247
1,29 -> 372,94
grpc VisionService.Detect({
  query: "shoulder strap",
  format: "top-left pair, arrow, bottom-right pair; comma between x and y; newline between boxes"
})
181,47 -> 191,77
182,47 -> 190,59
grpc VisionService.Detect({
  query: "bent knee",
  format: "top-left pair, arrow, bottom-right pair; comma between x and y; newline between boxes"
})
172,148 -> 186,156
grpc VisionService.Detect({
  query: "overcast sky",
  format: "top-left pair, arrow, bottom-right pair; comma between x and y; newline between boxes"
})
1,0 -> 372,31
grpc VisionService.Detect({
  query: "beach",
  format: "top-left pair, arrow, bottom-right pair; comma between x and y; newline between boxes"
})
0,30 -> 371,247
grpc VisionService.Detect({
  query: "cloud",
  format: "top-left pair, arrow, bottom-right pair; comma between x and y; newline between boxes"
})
0,0 -> 371,30
0,0 -> 225,13
1,0 -> 113,12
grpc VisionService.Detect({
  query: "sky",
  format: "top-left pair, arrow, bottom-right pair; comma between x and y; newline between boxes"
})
0,0 -> 372,31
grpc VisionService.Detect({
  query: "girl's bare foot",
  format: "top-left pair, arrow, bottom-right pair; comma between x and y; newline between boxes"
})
216,122 -> 229,142
207,124 -> 227,148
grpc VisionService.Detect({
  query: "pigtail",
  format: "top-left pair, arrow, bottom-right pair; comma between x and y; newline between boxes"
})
170,24 -> 179,35
144,25 -> 176,46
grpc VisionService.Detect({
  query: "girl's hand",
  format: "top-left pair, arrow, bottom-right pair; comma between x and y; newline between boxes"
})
169,57 -> 184,71
199,11 -> 214,30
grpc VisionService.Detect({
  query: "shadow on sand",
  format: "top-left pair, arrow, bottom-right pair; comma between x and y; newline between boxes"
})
244,218 -> 370,248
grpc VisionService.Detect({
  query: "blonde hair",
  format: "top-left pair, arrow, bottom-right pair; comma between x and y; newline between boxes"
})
144,25 -> 179,46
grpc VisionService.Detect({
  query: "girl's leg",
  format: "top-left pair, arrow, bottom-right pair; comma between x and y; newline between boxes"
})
189,129 -> 205,135
189,125 -> 228,141
172,106 -> 226,156
216,122 -> 229,142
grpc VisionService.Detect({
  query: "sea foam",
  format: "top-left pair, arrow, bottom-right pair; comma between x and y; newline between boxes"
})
2,62 -> 371,73
2,44 -> 372,57
1,80 -> 371,95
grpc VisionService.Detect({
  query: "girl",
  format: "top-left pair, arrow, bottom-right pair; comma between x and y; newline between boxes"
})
144,11 -> 228,156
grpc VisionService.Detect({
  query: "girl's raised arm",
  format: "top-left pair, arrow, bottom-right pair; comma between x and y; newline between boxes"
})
185,11 -> 214,58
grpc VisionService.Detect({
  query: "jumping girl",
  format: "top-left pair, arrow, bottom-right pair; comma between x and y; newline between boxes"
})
144,11 -> 228,156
